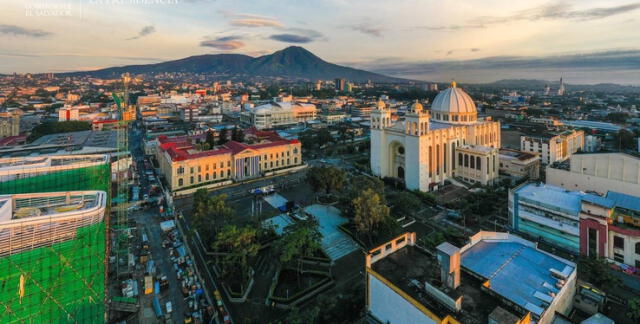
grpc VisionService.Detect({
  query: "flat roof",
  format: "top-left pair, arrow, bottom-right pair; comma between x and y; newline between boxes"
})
515,183 -> 585,215
461,239 -> 575,317
371,245 -> 499,324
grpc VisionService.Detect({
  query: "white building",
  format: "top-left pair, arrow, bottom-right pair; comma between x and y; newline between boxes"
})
370,82 -> 501,191
241,101 -> 316,129
546,153 -> 640,196
521,130 -> 584,165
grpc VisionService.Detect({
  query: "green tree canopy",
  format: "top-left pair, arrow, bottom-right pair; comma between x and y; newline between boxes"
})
353,188 -> 391,243
306,166 -> 346,195
212,225 -> 260,281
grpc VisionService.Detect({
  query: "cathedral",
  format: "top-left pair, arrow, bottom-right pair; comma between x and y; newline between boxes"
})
370,82 -> 501,192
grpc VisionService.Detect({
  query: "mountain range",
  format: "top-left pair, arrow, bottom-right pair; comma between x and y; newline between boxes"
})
64,46 -> 406,82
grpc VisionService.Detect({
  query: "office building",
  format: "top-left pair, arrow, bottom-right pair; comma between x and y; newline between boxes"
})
499,149 -> 540,181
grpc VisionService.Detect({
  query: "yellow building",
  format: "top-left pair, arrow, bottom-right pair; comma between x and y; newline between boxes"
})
157,129 -> 302,193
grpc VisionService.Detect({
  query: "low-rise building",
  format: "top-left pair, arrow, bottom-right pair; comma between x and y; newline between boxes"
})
520,130 -> 584,165
546,153 -> 640,197
509,183 -> 584,253
157,130 -> 303,193
455,144 -> 499,185
0,130 -> 119,157
580,191 -> 640,268
366,231 -> 576,324
241,100 -> 316,129
499,149 -> 540,180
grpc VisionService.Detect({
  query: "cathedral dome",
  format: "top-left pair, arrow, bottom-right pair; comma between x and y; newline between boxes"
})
430,82 -> 477,124
409,100 -> 423,113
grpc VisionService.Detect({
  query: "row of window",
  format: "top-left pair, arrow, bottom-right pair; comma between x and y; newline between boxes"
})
177,169 -> 232,187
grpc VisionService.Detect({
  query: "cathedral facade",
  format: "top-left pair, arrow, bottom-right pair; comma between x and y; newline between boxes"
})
370,82 -> 501,191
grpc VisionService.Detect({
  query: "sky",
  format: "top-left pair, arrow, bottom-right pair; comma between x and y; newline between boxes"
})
1,0 -> 640,84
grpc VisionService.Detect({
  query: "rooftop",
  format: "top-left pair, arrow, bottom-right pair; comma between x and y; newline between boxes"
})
0,191 -> 106,223
370,232 -> 576,323
515,183 -> 586,215
0,154 -> 108,174
499,148 -> 538,161
371,245 -> 497,324
0,131 -> 118,157
461,237 -> 575,318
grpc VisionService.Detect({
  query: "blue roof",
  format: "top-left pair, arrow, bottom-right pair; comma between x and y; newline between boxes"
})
515,184 -> 585,215
581,194 -> 615,209
606,191 -> 640,212
461,240 -> 575,317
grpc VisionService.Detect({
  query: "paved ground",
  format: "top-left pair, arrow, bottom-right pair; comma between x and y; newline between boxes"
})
304,204 -> 360,261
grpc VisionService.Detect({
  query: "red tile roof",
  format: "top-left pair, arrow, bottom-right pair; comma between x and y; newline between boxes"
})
158,132 -> 299,162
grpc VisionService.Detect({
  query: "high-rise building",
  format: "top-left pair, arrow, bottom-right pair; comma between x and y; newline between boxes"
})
0,111 -> 20,138
335,78 -> 346,91
0,154 -> 111,323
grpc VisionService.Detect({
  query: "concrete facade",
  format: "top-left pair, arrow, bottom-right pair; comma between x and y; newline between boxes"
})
521,130 -> 584,165
546,153 -> 640,197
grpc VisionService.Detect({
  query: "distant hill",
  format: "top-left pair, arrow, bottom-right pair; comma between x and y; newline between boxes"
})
477,79 -> 640,93
63,46 -> 406,82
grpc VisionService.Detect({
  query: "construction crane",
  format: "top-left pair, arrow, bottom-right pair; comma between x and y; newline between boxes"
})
110,73 -> 133,280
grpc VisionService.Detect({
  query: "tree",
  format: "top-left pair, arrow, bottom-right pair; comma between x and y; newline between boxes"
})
628,298 -> 640,322
306,166 -> 346,196
212,225 -> 260,283
614,129 -> 636,151
388,192 -> 422,218
353,189 -> 391,243
205,130 -> 216,147
341,175 -> 385,218
191,191 -> 235,240
231,127 -> 244,142
278,218 -> 322,281
606,112 -> 629,123
218,128 -> 229,145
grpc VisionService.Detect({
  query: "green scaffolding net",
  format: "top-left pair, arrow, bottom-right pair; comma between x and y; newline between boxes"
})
0,160 -> 111,323
0,222 -> 105,324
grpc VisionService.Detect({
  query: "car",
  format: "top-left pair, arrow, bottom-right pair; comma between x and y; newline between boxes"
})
224,314 -> 231,324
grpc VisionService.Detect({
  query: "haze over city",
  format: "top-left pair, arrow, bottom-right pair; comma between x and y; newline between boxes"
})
1,1 -> 640,324
2,0 -> 640,84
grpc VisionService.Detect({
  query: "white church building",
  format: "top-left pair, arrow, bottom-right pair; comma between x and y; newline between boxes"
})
370,82 -> 501,191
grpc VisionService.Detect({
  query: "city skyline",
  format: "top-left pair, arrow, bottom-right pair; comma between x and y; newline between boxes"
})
2,0 -> 640,84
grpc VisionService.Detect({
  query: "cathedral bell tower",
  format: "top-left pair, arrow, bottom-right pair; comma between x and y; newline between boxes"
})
404,100 -> 430,136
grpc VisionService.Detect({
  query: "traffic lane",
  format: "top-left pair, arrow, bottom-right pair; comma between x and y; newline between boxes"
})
140,209 -> 187,322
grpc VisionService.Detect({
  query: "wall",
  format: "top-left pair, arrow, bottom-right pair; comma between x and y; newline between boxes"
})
546,167 -> 640,197
368,273 -> 437,324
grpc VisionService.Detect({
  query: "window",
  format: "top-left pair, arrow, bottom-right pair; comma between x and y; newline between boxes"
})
385,243 -> 392,250
396,237 -> 405,245
220,171 -> 223,178
294,157 -> 298,164
227,161 -> 230,167
614,236 -> 624,250
190,176 -> 194,184
227,169 -> 231,176
190,167 -> 194,174
476,156 -> 481,170
198,166 -> 201,172
614,253 -> 624,263
178,178 -> 183,186
293,148 -> 298,154
458,153 -> 463,166
177,166 -> 184,175
636,242 -> 640,255
198,175 -> 201,182
464,154 -> 469,167
470,155 -> 475,169
206,174 -> 209,181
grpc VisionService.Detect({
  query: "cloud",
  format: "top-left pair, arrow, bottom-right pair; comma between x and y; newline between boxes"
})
354,50 -> 640,77
421,3 -> 640,31
127,25 -> 155,40
470,48 -> 481,52
0,24 -> 52,37
200,35 -> 245,50
219,10 -> 283,28
269,34 -> 312,43
348,23 -> 383,37
231,18 -> 283,28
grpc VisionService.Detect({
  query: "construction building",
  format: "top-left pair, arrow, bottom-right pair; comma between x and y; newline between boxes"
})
0,154 -> 111,323
0,190 -> 107,323
365,232 -> 576,324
